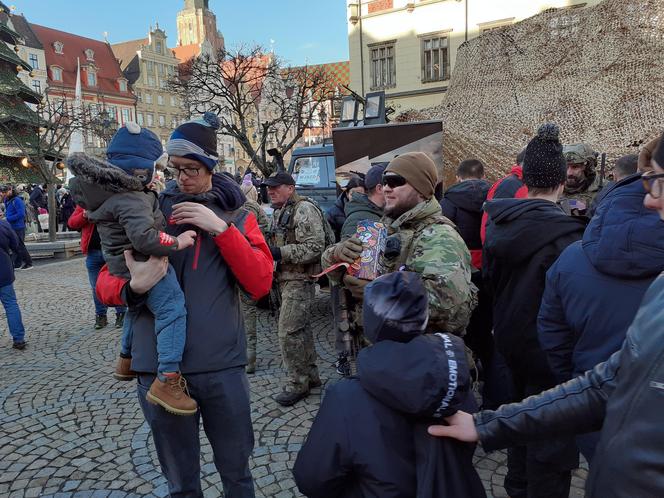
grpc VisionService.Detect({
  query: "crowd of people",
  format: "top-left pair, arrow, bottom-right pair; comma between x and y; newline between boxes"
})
1,111 -> 663,498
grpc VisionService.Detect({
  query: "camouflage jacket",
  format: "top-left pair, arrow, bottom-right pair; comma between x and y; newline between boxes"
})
270,194 -> 326,282
560,175 -> 603,216
322,198 -> 477,335
243,199 -> 270,237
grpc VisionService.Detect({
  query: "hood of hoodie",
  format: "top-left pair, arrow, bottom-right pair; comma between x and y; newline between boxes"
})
443,179 -> 491,214
583,174 -> 664,278
484,198 -> 587,264
344,192 -> 383,219
67,152 -> 144,211
357,334 -> 475,420
160,172 -> 246,211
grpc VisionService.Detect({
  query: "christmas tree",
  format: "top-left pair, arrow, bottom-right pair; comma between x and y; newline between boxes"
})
0,2 -> 43,184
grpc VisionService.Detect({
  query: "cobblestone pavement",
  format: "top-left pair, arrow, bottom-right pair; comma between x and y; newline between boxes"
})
0,258 -> 587,497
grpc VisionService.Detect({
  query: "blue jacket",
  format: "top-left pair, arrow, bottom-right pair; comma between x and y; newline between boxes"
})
5,194 -> 25,230
538,174 -> 664,381
294,334 -> 485,498
0,220 -> 18,287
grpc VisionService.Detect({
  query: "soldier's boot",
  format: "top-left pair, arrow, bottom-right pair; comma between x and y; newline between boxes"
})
113,355 -> 137,381
147,373 -> 198,416
246,351 -> 257,374
274,389 -> 308,407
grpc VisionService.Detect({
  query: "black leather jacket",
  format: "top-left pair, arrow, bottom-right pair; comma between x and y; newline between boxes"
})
475,273 -> 664,498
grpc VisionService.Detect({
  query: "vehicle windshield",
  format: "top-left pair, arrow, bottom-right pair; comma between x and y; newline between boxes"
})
291,155 -> 334,188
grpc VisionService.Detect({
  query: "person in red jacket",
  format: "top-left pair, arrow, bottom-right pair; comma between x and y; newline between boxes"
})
68,205 -> 126,330
95,115 -> 273,498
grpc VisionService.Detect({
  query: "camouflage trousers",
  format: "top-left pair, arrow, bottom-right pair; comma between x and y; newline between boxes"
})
240,292 -> 257,367
278,280 -> 320,394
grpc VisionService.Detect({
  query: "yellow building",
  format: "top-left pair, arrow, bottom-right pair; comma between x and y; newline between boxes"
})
112,26 -> 187,144
347,0 -> 603,112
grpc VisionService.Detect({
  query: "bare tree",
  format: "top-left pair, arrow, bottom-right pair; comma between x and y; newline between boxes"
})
0,91 -> 93,240
170,45 -> 338,177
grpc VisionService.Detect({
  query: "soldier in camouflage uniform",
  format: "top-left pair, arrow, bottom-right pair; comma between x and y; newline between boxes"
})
560,143 -> 602,216
264,171 -> 326,407
322,152 -> 477,337
240,177 -> 270,374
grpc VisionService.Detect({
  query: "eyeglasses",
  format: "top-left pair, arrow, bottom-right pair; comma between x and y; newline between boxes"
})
169,166 -> 202,178
642,171 -> 664,199
382,174 -> 408,189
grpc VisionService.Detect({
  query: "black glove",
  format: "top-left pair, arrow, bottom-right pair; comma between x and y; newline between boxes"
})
270,246 -> 282,262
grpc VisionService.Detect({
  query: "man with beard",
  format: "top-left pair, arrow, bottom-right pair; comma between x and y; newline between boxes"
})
322,152 -> 476,337
560,143 -> 602,216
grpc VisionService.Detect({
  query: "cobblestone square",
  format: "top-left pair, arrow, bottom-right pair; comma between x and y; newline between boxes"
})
0,259 -> 586,497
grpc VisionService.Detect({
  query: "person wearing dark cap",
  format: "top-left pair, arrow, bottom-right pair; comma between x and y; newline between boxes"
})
264,170 -> 328,406
95,113 -> 273,498
322,151 -> 476,337
293,271 -> 486,498
482,123 -> 587,498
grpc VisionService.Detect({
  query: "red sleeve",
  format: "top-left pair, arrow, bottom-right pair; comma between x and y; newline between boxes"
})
213,212 -> 273,300
95,264 -> 128,307
68,205 -> 88,231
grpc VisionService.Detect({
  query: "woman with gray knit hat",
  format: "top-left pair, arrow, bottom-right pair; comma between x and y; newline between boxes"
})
482,123 -> 587,498
96,112 -> 273,498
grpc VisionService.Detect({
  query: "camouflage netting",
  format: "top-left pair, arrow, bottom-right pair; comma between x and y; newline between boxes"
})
397,0 -> 664,183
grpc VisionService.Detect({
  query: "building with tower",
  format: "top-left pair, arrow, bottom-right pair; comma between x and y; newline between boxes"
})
173,0 -> 224,62
112,25 -> 187,144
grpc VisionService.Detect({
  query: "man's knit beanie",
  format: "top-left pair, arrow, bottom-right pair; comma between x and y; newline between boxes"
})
106,122 -> 166,185
167,111 -> 220,171
522,123 -> 567,189
385,152 -> 438,199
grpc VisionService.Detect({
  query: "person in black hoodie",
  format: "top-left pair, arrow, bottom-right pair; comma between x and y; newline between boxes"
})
482,123 -> 587,498
293,271 -> 485,498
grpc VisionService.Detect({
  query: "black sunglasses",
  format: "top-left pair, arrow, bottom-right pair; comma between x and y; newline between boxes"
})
382,174 -> 407,188
642,171 -> 664,199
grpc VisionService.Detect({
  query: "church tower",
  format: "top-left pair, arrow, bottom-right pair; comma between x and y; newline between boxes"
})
176,0 -> 224,52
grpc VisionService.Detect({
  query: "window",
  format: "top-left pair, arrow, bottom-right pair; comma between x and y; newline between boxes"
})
31,80 -> 41,94
159,114 -> 165,127
119,80 -> 127,92
171,116 -> 178,129
292,155 -> 334,189
171,96 -> 177,107
137,113 -> 144,125
107,106 -> 117,121
53,41 -> 64,54
87,70 -> 97,87
147,114 -> 154,126
85,49 -> 94,61
421,35 -> 449,83
145,93 -> 153,104
148,76 -> 155,87
156,41 -> 162,54
146,60 -> 154,73
137,91 -> 142,103
28,53 -> 39,69
51,66 -> 62,81
157,95 -> 164,105
370,42 -> 396,89
121,108 -> 130,124
160,79 -> 167,89
89,104 -> 98,117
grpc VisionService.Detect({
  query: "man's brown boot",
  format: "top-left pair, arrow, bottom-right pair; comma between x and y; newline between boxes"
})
113,356 -> 137,381
146,373 -> 198,416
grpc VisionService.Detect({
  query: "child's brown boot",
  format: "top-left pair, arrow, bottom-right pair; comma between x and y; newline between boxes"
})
146,373 -> 198,416
113,355 -> 137,381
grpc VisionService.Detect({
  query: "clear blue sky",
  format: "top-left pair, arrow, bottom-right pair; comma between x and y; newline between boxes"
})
15,0 -> 349,66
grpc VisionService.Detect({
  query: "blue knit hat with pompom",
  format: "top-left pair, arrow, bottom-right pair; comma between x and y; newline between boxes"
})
107,122 -> 165,185
167,111 -> 221,170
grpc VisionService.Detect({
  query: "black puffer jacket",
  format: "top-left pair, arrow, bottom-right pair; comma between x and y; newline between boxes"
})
440,179 -> 490,251
68,153 -> 176,278
294,334 -> 485,498
476,274 -> 664,498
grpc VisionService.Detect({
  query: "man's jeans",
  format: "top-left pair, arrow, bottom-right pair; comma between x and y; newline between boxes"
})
11,228 -> 32,268
0,284 -> 25,343
85,249 -> 126,317
122,265 -> 186,375
137,367 -> 255,498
